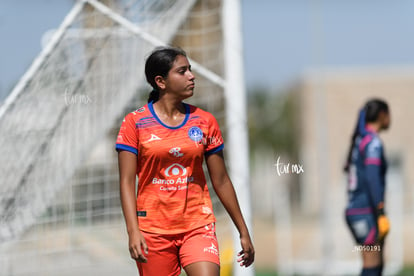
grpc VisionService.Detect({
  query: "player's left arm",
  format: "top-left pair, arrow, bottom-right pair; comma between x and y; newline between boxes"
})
364,138 -> 385,212
206,151 -> 255,267
364,138 -> 389,240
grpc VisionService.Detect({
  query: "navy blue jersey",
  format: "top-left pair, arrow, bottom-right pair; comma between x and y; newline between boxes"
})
346,129 -> 387,211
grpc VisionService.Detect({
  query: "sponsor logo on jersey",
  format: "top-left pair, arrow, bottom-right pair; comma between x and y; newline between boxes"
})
203,223 -> 217,239
152,163 -> 193,188
165,163 -> 187,177
137,107 -> 146,113
169,147 -> 184,157
188,126 -> 203,142
147,134 -> 161,142
202,206 -> 213,215
204,222 -> 215,231
203,243 -> 219,256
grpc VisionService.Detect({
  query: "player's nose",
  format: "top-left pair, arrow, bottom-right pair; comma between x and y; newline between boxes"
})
188,71 -> 195,81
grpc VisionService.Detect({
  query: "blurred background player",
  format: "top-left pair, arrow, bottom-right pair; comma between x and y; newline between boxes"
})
344,99 -> 391,276
115,47 -> 254,276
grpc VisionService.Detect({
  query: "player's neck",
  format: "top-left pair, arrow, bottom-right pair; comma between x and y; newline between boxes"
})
152,96 -> 185,119
366,122 -> 380,133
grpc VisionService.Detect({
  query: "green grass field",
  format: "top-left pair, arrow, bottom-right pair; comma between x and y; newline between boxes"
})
254,266 -> 414,276
398,266 -> 414,275
256,270 -> 278,276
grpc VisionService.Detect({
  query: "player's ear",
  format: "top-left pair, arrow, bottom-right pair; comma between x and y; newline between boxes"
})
154,76 -> 166,90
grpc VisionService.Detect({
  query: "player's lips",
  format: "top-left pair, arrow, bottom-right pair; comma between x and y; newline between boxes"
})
187,83 -> 195,89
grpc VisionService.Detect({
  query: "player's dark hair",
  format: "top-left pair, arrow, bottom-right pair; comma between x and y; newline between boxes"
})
145,46 -> 187,103
344,98 -> 389,172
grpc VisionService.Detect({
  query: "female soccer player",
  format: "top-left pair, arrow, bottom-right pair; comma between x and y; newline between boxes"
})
116,47 -> 254,275
344,99 -> 391,276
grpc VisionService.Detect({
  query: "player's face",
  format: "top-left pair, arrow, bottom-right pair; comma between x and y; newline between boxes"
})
164,55 -> 195,100
380,111 -> 391,130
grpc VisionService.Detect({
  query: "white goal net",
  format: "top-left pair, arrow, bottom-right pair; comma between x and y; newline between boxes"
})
0,1 -> 251,275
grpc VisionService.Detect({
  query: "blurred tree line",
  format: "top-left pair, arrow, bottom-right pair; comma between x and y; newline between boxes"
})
247,86 -> 302,208
247,87 -> 299,159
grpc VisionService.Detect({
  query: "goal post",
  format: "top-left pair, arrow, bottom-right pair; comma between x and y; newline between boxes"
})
222,0 -> 254,275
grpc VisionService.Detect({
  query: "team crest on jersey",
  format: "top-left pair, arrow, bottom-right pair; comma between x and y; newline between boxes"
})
188,126 -> 203,142
136,107 -> 146,113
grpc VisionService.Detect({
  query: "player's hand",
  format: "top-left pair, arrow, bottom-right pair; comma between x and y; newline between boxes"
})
377,215 -> 390,241
128,230 -> 148,263
237,234 -> 255,267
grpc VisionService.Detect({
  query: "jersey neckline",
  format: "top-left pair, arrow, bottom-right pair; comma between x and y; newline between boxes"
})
148,101 -> 190,130
364,125 -> 378,134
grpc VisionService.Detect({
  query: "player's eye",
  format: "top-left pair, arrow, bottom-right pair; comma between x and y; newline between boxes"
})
177,66 -> 190,75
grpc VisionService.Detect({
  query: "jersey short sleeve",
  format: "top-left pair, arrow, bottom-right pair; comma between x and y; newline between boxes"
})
115,113 -> 138,155
364,136 -> 382,166
204,115 -> 224,156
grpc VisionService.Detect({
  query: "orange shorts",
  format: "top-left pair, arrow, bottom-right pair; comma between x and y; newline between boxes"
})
137,223 -> 220,276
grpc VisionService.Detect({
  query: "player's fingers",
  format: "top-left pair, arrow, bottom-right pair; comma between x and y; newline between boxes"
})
241,252 -> 250,266
129,246 -> 139,260
129,243 -> 147,263
141,238 -> 149,255
137,255 -> 148,263
240,248 -> 255,267
243,252 -> 254,267
237,252 -> 248,266
237,249 -> 244,262
136,245 -> 148,263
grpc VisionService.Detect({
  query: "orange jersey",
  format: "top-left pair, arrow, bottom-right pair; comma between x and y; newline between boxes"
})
116,102 -> 224,234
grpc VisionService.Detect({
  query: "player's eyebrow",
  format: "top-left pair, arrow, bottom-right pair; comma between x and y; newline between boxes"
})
175,65 -> 190,71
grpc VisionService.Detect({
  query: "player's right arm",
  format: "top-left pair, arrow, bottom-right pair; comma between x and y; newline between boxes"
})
118,150 -> 148,263
116,113 -> 148,262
